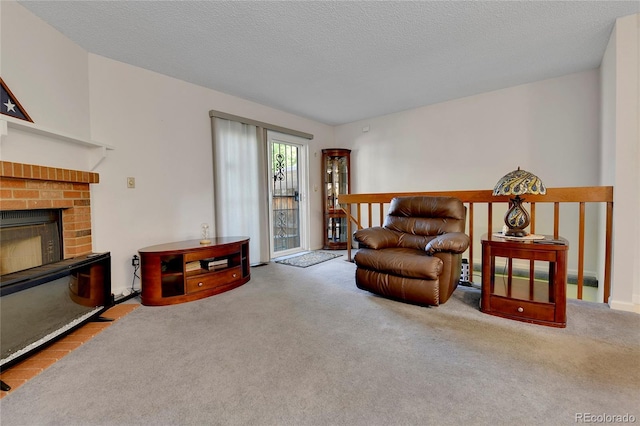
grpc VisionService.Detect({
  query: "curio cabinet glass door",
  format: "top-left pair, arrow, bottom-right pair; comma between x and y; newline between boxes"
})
322,149 -> 351,249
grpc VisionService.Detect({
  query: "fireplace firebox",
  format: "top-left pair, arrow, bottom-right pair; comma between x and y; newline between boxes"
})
1,209 -> 63,275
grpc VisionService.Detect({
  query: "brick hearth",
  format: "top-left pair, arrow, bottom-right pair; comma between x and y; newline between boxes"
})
0,161 -> 99,258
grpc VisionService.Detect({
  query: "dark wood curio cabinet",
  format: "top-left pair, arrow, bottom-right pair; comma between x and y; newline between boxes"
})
322,149 -> 351,249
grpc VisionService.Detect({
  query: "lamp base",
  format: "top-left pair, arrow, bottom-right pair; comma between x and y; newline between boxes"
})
503,195 -> 530,238
504,229 -> 527,237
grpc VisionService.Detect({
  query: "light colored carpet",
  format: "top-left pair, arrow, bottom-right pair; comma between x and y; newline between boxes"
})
1,256 -> 638,425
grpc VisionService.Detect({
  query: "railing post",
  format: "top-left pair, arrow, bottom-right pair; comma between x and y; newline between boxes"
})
604,201 -> 613,303
577,202 -> 586,300
468,203 -> 474,280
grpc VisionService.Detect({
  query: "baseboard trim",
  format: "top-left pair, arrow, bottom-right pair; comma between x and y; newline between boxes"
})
608,298 -> 640,313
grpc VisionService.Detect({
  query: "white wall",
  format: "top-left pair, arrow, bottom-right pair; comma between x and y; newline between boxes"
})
88,56 -> 334,294
1,1 -> 334,296
601,14 -> 640,313
335,70 -> 600,192
0,1 -> 97,171
0,1 -> 90,139
334,70 -> 602,278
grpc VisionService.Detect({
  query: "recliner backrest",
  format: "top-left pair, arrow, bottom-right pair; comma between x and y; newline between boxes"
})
383,196 -> 466,236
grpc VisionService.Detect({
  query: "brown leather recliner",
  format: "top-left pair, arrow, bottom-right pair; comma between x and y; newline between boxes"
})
353,196 -> 470,306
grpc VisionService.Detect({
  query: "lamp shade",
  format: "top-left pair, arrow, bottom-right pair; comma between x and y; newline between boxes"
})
492,167 -> 546,197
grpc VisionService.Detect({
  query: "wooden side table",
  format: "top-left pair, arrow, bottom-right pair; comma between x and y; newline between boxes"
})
480,233 -> 568,328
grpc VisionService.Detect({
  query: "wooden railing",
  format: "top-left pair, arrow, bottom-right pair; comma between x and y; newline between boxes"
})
338,187 -> 614,303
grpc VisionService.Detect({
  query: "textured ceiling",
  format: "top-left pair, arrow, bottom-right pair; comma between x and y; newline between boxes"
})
17,1 -> 640,126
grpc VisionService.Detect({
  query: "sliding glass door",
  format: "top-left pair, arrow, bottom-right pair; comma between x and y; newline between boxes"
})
268,131 -> 308,258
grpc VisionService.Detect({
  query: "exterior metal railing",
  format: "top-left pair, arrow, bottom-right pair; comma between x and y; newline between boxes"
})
338,186 -> 613,303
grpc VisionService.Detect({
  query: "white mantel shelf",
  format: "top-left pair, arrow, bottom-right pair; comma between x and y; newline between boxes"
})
0,117 -> 114,170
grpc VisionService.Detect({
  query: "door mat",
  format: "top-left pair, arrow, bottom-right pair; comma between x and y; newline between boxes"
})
275,251 -> 342,268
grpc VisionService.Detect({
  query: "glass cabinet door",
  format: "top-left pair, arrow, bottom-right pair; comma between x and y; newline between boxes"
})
322,149 -> 351,249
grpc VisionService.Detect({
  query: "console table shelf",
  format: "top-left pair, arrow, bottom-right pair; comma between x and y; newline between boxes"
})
139,237 -> 250,306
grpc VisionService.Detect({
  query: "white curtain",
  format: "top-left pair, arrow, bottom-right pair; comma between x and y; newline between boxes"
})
212,118 -> 269,265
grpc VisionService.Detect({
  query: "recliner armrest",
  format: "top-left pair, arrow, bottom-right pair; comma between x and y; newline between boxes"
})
354,227 -> 400,250
425,232 -> 470,255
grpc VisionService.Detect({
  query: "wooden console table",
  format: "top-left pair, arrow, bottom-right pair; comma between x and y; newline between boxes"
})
139,237 -> 250,306
480,234 -> 568,328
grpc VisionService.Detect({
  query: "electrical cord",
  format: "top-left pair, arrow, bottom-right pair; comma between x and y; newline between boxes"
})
119,255 -> 141,300
114,255 -> 141,304
130,255 -> 141,293
131,262 -> 140,293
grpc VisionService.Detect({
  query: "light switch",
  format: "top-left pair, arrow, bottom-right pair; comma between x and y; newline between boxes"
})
127,177 -> 135,189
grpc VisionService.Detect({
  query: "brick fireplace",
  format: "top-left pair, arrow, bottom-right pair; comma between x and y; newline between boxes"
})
0,161 -> 99,260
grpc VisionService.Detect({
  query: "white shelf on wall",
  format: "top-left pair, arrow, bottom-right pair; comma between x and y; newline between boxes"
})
0,117 -> 114,170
